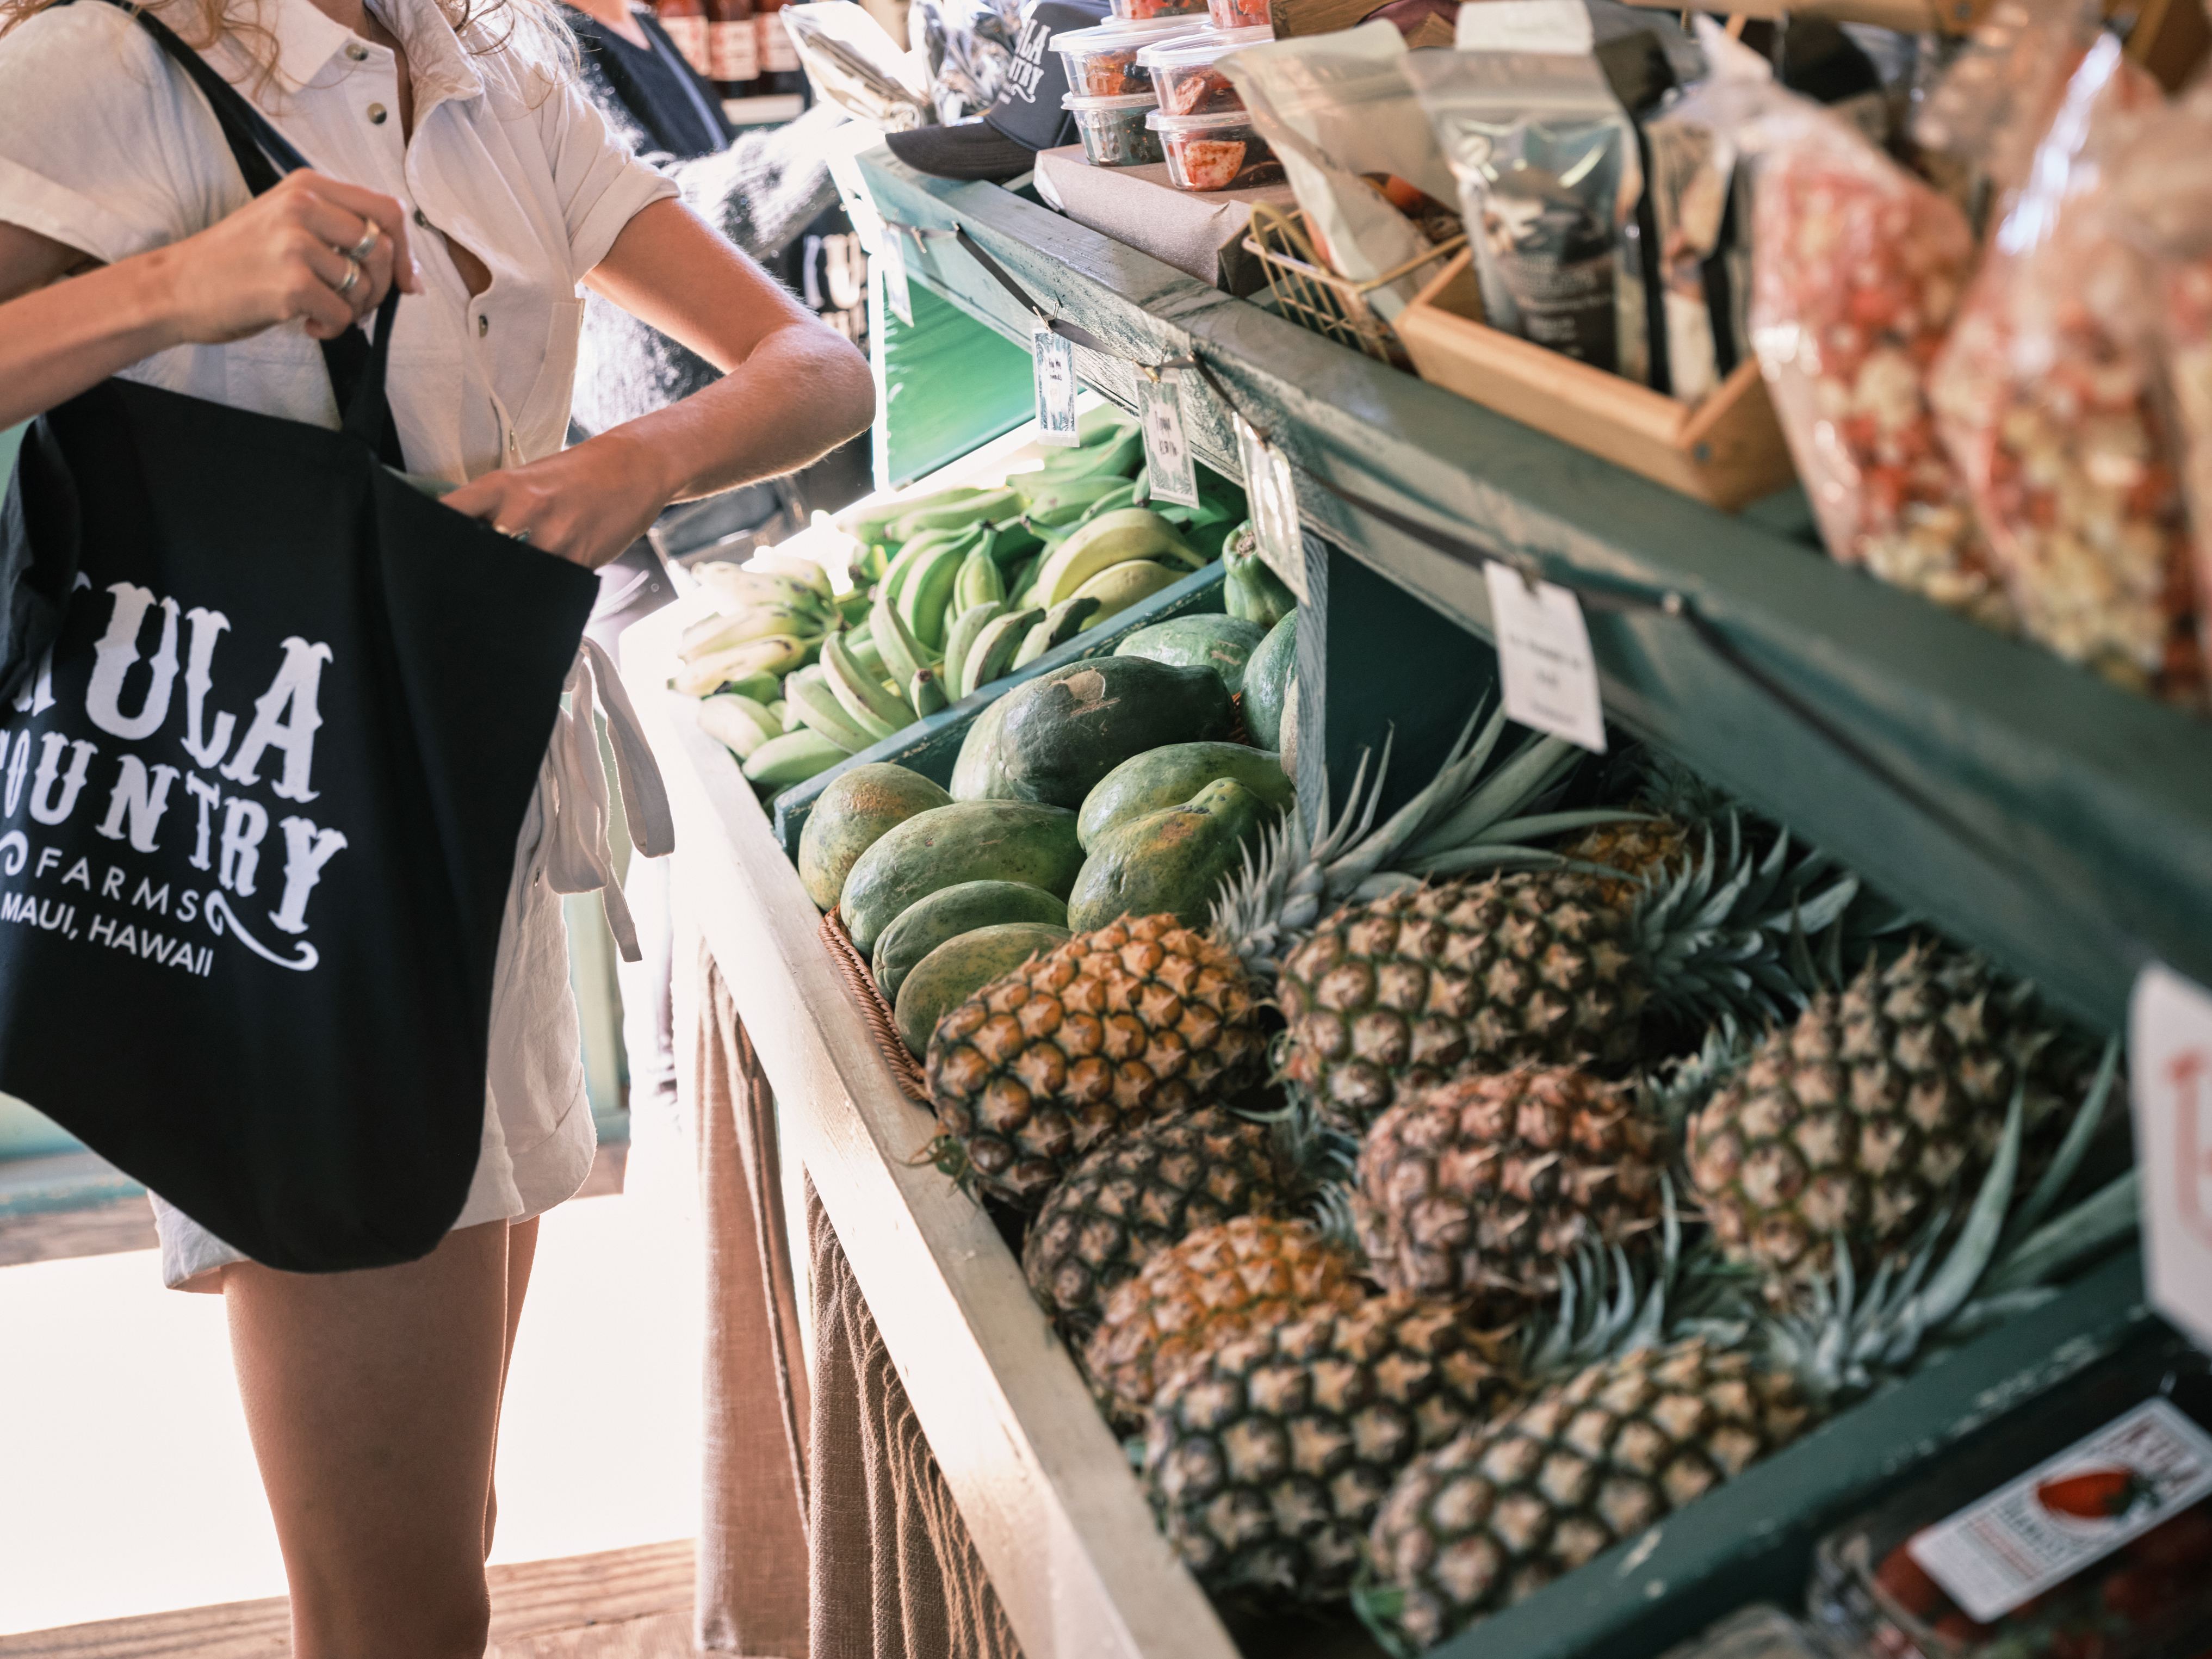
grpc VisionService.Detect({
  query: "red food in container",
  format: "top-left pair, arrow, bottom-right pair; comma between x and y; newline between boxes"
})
1136,25 -> 1269,116
1207,0 -> 1269,28
1049,14 -> 1209,98
1145,107 -> 1282,191
1110,0 -> 1206,22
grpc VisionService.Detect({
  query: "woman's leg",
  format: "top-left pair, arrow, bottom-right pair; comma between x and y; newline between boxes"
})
223,1217 -> 517,1659
484,1212 -> 542,1558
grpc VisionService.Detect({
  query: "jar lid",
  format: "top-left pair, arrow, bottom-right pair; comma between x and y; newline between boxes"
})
1135,24 -> 1272,67
1063,90 -> 1166,109
1145,106 -> 1257,129
1049,15 -> 1210,52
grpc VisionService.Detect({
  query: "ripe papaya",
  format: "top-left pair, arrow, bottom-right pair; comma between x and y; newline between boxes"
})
1076,742 -> 1291,850
797,764 -> 953,913
871,879 -> 1069,1002
840,800 -> 1084,956
996,656 -> 1235,810
1242,612 -> 1297,750
895,923 -> 1072,1056
1064,778 -> 1269,932
1112,614 -> 1266,694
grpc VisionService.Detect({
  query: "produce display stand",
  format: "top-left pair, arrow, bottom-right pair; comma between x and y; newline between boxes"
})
624,134 -> 2202,1659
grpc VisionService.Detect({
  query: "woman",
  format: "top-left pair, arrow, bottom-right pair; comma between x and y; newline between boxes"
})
0,0 -> 873,1650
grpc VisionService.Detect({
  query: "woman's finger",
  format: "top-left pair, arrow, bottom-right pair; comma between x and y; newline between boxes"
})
285,175 -> 419,293
289,263 -> 358,341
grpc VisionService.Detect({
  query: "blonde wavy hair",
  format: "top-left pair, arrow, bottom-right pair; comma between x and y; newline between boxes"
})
0,0 -> 575,84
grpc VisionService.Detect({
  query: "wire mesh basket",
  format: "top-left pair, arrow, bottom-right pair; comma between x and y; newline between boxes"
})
1242,201 -> 1467,366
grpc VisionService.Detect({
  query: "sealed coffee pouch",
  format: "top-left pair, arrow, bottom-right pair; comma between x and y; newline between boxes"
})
1405,0 -> 1649,383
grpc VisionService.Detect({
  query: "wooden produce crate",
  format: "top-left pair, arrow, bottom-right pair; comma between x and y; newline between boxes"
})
771,559 -> 1230,858
1396,251 -> 1796,513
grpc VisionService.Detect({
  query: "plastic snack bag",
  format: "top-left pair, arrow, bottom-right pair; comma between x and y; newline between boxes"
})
909,0 -> 1024,123
784,2 -> 933,131
1405,0 -> 1651,385
1927,34 -> 2203,705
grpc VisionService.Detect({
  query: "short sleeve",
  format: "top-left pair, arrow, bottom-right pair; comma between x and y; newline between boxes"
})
535,70 -> 679,280
0,5 -> 236,265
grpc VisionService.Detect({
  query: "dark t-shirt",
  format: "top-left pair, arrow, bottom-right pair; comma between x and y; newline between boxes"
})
566,7 -> 735,162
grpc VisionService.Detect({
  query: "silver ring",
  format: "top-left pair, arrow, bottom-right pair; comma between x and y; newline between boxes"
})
334,256 -> 361,297
348,223 -> 381,263
497,525 -> 531,544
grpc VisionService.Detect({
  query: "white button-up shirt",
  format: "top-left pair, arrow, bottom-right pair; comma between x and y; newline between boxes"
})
0,0 -> 679,1277
0,0 -> 676,482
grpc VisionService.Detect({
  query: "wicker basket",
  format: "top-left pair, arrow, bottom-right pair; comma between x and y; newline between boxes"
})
819,906 -> 933,1107
1242,201 -> 1466,366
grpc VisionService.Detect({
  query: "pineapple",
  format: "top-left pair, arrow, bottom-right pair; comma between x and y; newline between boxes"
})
1354,1068 -> 1668,1303
1085,1214 -> 1367,1422
1685,942 -> 2078,1291
1368,1338 -> 1809,1650
1021,1105 -> 1288,1337
1143,1293 -> 1521,1600
1563,749 -> 1732,907
928,705 -> 1628,1206
927,917 -> 1268,1206
1278,825 -> 1857,1132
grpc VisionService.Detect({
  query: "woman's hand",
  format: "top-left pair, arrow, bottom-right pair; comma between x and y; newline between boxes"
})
441,431 -> 674,570
148,170 -> 422,345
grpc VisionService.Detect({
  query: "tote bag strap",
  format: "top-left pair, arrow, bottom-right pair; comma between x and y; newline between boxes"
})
90,0 -> 405,463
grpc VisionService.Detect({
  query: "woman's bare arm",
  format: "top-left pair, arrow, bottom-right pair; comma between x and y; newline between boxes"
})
440,197 -> 876,568
0,172 -> 418,430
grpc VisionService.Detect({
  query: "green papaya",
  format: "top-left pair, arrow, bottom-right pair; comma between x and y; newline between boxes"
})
1064,778 -> 1269,932
796,764 -> 953,913
995,656 -> 1235,810
1243,612 -> 1297,750
895,923 -> 1071,1056
871,879 -> 1069,1002
839,800 -> 1084,956
1076,742 -> 1292,850
949,693 -> 1021,801
1112,614 -> 1266,695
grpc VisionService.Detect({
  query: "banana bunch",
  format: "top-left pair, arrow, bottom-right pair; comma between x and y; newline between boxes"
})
671,554 -> 842,698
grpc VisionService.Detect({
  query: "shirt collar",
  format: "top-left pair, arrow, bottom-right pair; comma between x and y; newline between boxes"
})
248,0 -> 485,104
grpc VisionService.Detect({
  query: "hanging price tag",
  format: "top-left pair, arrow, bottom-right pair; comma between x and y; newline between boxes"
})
878,230 -> 913,327
1138,374 -> 1199,509
1483,562 -> 1607,753
2130,963 -> 2212,1350
1033,324 -> 1080,447
1234,412 -> 1306,602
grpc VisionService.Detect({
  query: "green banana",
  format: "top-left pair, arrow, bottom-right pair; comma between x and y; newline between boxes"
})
1070,559 -> 1182,626
1017,473 -> 1129,522
727,671 -> 782,704
1130,464 -> 1150,506
696,693 -> 778,760
679,601 -> 823,661
1002,552 -> 1044,607
988,518 -> 1046,565
748,551 -> 833,599
940,601 -> 1002,691
954,547 -> 1006,613
785,669 -> 873,754
899,538 -> 968,653
1032,509 -> 1203,609
1071,481 -> 1139,525
908,667 -> 947,719
693,564 -> 833,615
771,698 -> 795,734
960,606 -> 1043,697
671,632 -> 811,697
842,484 -> 995,548
822,631 -> 914,736
743,729 -> 847,787
887,486 -> 1020,542
1009,595 -> 1101,668
847,627 -> 887,680
1078,405 -> 1135,444
871,591 -> 931,688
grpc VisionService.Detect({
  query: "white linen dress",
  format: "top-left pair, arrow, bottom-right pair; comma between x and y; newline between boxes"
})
0,0 -> 679,1287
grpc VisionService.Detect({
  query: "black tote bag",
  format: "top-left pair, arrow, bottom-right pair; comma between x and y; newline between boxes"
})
0,11 -> 602,1271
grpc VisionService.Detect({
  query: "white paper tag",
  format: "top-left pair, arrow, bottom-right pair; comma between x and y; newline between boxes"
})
1909,1398 -> 2212,1622
878,230 -> 913,327
1484,562 -> 1606,752
2131,963 -> 2212,1350
1033,324 -> 1080,447
1234,412 -> 1307,602
1139,375 -> 1199,509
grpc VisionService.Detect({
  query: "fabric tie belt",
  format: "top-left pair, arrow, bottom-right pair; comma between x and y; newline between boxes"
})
542,635 -> 674,961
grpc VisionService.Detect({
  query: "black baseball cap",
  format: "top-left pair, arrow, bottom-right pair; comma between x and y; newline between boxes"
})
886,0 -> 1112,182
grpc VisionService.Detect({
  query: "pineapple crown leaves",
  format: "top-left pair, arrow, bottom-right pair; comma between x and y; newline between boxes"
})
1349,1579 -> 1421,1659
1639,1019 -> 1757,1137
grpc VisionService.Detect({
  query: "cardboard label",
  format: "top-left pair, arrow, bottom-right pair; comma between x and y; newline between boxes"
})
878,229 -> 913,327
1033,325 -> 1080,446
1910,1398 -> 2212,1621
1139,375 -> 1199,509
1234,413 -> 1306,601
1484,562 -> 1606,752
2132,963 -> 2212,1349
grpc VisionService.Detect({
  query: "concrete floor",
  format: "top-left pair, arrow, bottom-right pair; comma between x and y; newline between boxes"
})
0,1145 -> 704,1637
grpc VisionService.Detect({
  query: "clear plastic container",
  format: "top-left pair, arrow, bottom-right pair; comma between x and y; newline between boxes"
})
1811,1344 -> 2212,1659
1063,91 -> 1165,165
1049,15 -> 1207,97
1660,1607 -> 1839,1659
1207,0 -> 1270,29
1145,106 -> 1281,191
1110,0 -> 1207,22
1136,26 -> 1270,117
